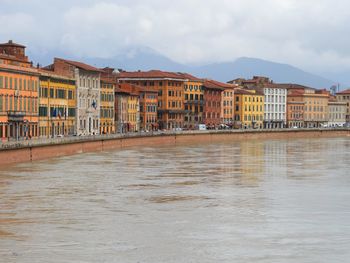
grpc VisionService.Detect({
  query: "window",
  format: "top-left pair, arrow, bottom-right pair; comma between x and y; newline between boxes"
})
56,89 -> 66,99
67,90 -> 73,100
39,106 -> 48,116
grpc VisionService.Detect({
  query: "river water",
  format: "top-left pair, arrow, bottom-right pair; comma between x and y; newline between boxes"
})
0,137 -> 350,263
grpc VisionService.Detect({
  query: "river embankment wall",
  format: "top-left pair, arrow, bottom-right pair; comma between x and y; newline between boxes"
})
0,129 -> 349,166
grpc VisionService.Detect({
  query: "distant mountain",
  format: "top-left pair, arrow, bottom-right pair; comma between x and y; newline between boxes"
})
28,46 -> 339,89
84,47 -> 188,72
190,57 -> 337,89
319,71 -> 350,89
28,46 -> 187,72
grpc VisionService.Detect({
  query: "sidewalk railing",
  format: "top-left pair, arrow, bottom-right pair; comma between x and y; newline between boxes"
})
1,127 -> 349,150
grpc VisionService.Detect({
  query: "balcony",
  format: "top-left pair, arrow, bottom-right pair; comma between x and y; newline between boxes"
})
184,100 -> 204,105
7,111 -> 26,122
158,109 -> 186,114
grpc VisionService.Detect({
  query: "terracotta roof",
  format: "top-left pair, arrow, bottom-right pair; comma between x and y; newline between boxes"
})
336,88 -> 350,95
278,83 -> 315,90
315,89 -> 330,95
203,79 -> 234,90
0,53 -> 30,64
38,68 -> 75,81
55,57 -> 102,73
0,40 -> 26,48
116,70 -> 187,80
234,88 -> 253,95
176,72 -> 202,82
101,77 -> 116,84
328,96 -> 336,102
242,80 -> 258,84
251,87 -> 264,96
115,84 -> 131,95
264,83 -> 288,89
116,83 -> 143,96
288,90 -> 305,96
234,87 -> 264,96
0,60 -> 39,75
227,78 -> 246,84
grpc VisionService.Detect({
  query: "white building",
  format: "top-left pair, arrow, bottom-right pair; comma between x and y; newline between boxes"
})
263,85 -> 287,129
48,58 -> 101,135
327,99 -> 347,127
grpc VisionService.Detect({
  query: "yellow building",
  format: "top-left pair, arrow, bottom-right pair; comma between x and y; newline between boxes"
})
221,87 -> 235,125
234,88 -> 264,129
181,73 -> 204,129
127,93 -> 140,132
0,40 -> 39,140
38,69 -> 76,137
100,69 -> 115,134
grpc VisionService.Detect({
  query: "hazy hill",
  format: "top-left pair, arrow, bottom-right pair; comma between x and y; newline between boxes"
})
29,47 -> 340,89
190,57 -> 337,88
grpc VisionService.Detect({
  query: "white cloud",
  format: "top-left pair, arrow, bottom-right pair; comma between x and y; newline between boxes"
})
2,0 -> 350,72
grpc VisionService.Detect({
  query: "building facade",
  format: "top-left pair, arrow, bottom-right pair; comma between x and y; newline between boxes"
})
45,58 -> 101,135
100,68 -> 115,134
0,40 -> 39,140
115,83 -> 141,132
181,73 -> 204,129
139,88 -> 158,132
233,88 -> 264,129
115,85 -> 129,133
287,87 -> 329,128
127,92 -> 140,132
336,89 -> 350,123
38,70 -> 76,137
229,76 -> 287,129
327,98 -> 347,127
117,70 -> 186,130
263,84 -> 287,129
286,94 -> 305,128
221,86 -> 235,126
203,80 -> 225,129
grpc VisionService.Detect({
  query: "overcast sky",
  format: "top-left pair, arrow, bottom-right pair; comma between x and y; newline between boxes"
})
1,0 -> 350,73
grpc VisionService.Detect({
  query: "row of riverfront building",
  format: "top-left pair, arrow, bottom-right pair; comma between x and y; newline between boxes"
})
1,40 -> 350,140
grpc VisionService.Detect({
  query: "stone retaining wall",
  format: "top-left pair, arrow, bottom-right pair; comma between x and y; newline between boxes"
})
0,129 -> 349,167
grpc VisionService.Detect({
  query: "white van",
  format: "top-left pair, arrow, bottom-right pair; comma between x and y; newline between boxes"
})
198,124 -> 207,131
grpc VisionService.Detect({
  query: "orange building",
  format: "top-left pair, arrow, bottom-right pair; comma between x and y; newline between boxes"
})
203,80 -> 225,128
287,91 -> 305,128
38,69 -> 76,137
336,89 -> 350,123
117,83 -> 141,132
287,86 -> 329,128
0,40 -> 39,140
221,84 -> 235,126
117,70 -> 186,130
139,88 -> 158,132
115,85 -> 130,133
179,73 -> 204,130
100,68 -> 116,134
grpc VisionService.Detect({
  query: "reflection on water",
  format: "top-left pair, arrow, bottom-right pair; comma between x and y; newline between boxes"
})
0,137 -> 350,262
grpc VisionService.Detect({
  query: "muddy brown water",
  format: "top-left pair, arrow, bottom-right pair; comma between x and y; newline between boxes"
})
0,137 -> 350,262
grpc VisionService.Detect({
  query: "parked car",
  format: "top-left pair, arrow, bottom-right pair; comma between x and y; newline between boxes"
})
197,124 -> 207,131
219,124 -> 230,130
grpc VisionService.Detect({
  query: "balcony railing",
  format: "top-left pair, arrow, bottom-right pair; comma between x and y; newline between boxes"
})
7,111 -> 26,122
